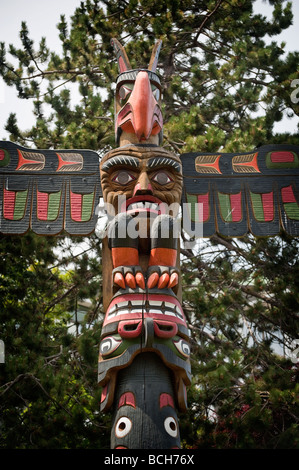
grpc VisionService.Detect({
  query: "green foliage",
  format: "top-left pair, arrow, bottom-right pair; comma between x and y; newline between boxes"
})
0,233 -> 110,449
0,0 -> 298,449
180,234 -> 299,448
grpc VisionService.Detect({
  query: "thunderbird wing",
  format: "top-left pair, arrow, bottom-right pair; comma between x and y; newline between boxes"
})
180,144 -> 299,238
0,141 -> 101,235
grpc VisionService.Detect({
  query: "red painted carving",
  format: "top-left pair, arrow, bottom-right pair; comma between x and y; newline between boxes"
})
271,151 -> 294,163
3,188 -> 15,220
56,152 -> 83,172
117,71 -> 162,142
118,392 -> 136,408
281,185 -> 296,203
262,192 -> 274,222
230,192 -> 242,222
160,393 -> 174,409
37,190 -> 49,221
16,149 -> 45,171
70,191 -> 82,221
197,193 -> 210,222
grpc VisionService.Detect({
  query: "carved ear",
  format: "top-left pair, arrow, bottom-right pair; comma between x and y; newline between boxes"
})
148,39 -> 162,72
111,38 -> 132,73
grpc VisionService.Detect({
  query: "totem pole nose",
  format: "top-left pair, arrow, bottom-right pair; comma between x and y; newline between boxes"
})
133,171 -> 153,196
127,71 -> 158,141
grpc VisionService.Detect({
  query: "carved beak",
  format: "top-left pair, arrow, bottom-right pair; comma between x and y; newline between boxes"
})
118,71 -> 162,142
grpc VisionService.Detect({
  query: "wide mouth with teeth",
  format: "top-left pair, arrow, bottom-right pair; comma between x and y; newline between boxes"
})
121,195 -> 166,215
104,294 -> 186,326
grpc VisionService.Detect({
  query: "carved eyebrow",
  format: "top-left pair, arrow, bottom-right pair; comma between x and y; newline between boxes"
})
116,69 -> 161,87
101,155 -> 140,172
147,156 -> 181,173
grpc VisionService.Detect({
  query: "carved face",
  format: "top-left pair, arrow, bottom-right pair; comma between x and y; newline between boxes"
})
111,37 -> 163,147
115,70 -> 163,146
110,353 -> 182,449
100,146 -> 183,218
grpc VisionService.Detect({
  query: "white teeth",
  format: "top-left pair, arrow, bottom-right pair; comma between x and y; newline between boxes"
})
118,301 -> 129,315
107,306 -> 117,317
107,299 -> 184,319
165,301 -> 175,309
150,300 -> 163,306
164,310 -> 176,317
107,301 -> 129,317
127,201 -> 159,211
118,301 -> 128,308
175,305 -> 183,318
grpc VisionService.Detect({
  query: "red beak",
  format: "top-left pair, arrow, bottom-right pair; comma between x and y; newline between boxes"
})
117,71 -> 162,142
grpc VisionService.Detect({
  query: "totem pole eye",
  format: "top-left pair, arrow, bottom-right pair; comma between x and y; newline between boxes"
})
119,84 -> 133,104
151,171 -> 173,185
100,336 -> 121,356
151,84 -> 160,101
173,338 -> 191,358
164,417 -> 178,437
115,416 -> 132,438
112,170 -> 136,185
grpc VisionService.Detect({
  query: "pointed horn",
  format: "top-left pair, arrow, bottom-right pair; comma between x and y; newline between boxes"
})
111,38 -> 132,73
148,39 -> 162,72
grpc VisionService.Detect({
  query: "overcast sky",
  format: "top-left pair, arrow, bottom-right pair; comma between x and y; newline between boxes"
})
0,0 -> 298,141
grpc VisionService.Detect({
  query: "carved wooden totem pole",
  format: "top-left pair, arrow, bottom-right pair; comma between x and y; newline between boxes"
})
0,38 -> 299,449
98,39 -> 190,449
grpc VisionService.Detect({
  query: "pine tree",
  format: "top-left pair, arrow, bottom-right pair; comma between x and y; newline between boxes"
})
0,0 -> 298,448
180,233 -> 299,448
0,232 -> 111,448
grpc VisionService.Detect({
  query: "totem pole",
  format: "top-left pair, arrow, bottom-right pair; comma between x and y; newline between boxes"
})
98,39 -> 191,449
0,38 -> 299,449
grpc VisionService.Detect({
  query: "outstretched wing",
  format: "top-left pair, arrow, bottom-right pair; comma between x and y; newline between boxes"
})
0,141 -> 101,236
180,144 -> 299,238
